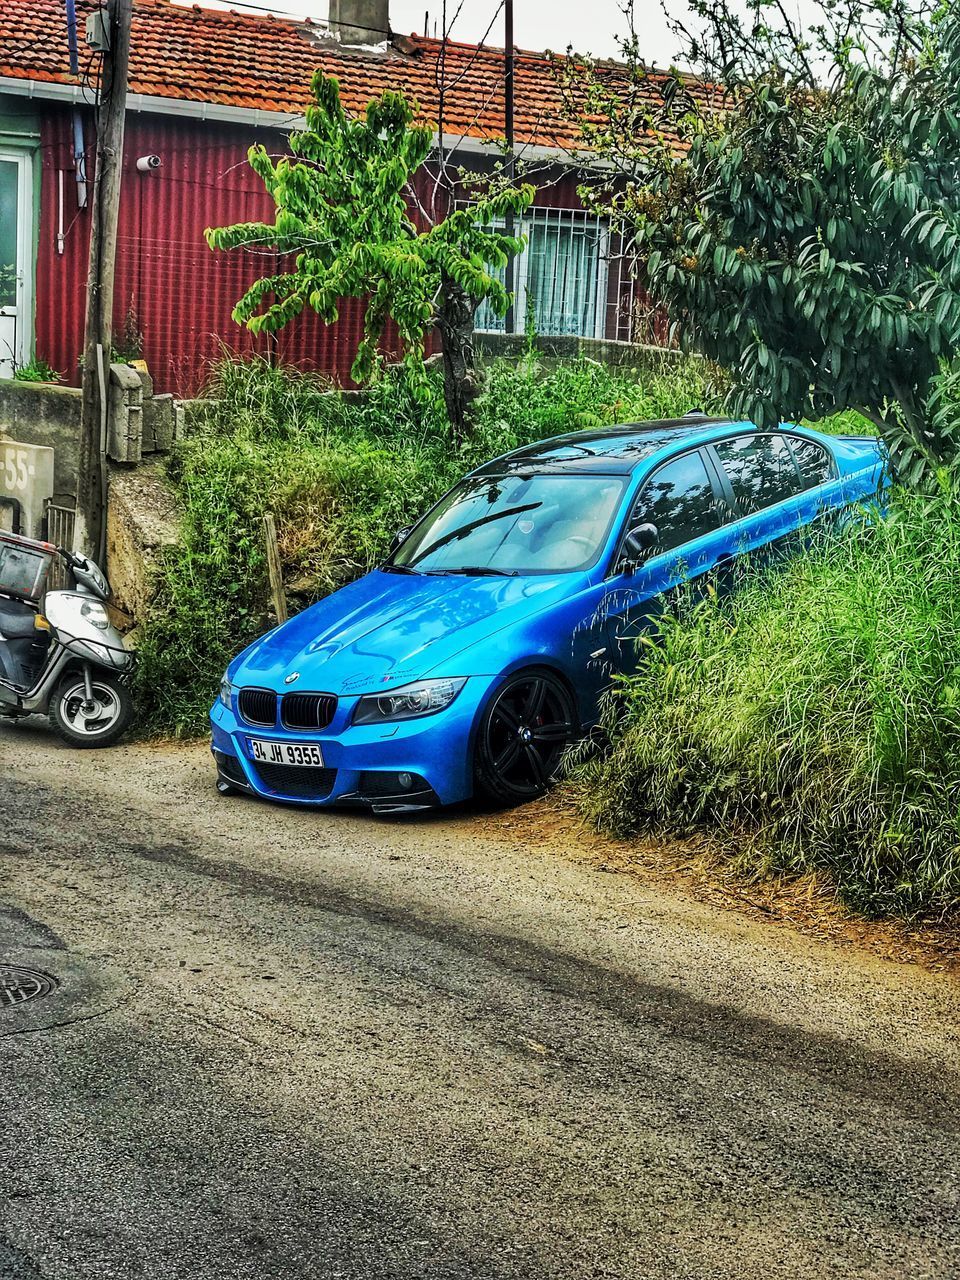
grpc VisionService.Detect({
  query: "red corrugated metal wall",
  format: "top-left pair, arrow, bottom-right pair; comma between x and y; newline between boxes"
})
36,108 -> 589,395
37,108 -> 403,395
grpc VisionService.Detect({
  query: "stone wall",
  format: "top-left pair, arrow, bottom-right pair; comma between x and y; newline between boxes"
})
105,461 -> 180,633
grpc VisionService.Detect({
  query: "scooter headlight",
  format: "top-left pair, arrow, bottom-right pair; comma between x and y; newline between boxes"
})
353,677 -> 466,725
218,677 -> 234,709
80,600 -> 110,631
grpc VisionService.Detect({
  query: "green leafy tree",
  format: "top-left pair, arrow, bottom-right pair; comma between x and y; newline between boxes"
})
564,0 -> 960,483
207,72 -> 534,439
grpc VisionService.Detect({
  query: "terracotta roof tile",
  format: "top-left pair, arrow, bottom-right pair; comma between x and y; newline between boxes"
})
0,0 -> 706,152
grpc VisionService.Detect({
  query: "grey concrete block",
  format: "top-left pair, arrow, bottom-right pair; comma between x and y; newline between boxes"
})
106,460 -> 180,628
132,365 -> 154,400
143,393 -> 175,453
107,362 -> 143,465
328,0 -> 388,45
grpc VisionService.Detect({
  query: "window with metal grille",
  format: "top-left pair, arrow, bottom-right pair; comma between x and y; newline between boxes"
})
474,208 -> 609,340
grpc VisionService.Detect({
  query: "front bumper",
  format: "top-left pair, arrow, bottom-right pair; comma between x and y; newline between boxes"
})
209,678 -> 493,812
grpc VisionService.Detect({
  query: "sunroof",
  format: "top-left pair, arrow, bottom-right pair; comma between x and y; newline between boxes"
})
510,424 -> 711,464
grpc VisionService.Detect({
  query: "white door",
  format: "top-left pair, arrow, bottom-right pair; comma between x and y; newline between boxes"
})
0,153 -> 33,378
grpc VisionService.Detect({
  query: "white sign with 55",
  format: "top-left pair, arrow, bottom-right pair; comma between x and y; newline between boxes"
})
0,438 -> 54,539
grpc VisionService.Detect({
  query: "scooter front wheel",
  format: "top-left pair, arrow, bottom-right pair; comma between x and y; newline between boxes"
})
49,672 -> 134,748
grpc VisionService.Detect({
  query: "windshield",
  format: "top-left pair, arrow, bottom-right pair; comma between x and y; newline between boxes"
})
392,472 -> 627,575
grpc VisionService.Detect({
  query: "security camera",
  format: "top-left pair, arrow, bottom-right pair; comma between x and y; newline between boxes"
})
136,155 -> 162,172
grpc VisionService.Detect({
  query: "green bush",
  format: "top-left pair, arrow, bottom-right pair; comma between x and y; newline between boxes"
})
13,357 -> 62,383
576,489 -> 960,915
136,353 -> 719,734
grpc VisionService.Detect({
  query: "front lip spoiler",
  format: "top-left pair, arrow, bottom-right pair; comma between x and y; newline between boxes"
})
337,789 -> 441,815
215,765 -> 254,794
213,753 -> 441,813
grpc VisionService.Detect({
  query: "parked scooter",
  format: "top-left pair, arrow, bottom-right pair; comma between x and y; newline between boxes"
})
0,531 -> 134,747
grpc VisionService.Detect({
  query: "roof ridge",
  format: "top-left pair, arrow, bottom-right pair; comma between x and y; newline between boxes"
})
404,30 -> 629,69
158,0 -> 312,29
401,32 -> 696,81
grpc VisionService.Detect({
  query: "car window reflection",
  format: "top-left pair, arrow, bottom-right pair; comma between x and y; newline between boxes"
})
790,438 -> 834,488
632,451 -> 721,553
714,434 -> 802,514
393,474 -> 627,575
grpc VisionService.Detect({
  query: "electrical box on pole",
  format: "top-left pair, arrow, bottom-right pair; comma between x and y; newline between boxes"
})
85,8 -> 111,51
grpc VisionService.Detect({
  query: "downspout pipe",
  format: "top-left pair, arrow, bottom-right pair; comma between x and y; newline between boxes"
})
65,0 -> 80,75
66,1 -> 88,207
73,110 -> 87,207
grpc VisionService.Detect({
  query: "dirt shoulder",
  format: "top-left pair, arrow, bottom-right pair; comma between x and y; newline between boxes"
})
468,790 -> 960,978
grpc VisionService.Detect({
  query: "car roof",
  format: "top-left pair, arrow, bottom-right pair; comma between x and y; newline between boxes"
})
473,416 -> 738,477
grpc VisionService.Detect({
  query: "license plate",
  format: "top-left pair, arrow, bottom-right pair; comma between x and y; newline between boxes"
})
249,739 -> 324,767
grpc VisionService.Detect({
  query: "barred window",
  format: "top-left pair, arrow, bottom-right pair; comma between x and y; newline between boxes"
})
474,209 -> 608,340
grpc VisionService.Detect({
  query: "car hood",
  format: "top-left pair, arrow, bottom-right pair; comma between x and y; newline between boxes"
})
232,569 -> 574,696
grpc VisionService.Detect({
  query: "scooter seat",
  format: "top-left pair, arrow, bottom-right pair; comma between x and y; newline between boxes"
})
0,595 -> 39,640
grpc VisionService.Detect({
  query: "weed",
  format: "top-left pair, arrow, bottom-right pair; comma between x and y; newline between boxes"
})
13,357 -> 62,383
576,490 -> 960,915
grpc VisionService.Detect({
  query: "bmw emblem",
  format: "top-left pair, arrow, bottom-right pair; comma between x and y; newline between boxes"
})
284,672 -> 300,685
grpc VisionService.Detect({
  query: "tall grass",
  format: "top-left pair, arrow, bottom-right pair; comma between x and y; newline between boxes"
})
576,490 -> 960,915
136,353 -> 720,734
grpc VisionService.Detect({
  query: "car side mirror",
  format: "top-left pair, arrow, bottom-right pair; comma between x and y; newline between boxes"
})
388,527 -> 412,556
622,523 -> 659,566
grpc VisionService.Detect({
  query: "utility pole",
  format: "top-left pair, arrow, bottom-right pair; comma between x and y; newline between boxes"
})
503,0 -> 516,336
76,0 -> 132,560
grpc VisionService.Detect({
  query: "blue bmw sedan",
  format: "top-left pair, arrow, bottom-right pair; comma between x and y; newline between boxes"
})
211,416 -> 883,812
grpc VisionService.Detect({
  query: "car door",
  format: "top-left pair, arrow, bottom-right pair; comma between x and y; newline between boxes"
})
706,432 -> 841,567
602,447 -> 728,674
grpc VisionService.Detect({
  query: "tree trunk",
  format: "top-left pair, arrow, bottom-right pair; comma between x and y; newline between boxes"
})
436,270 -> 479,442
891,379 -> 948,465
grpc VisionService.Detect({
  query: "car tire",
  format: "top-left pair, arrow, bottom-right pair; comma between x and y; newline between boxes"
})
474,668 -> 577,806
49,671 -> 134,748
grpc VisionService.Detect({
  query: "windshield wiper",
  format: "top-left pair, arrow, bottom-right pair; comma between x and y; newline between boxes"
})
409,503 -> 541,565
381,563 -> 422,575
426,566 -> 518,577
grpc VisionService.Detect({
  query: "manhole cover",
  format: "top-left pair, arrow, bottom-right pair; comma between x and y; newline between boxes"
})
0,965 -> 58,1008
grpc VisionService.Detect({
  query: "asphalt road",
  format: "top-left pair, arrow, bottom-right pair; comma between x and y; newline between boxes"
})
2,720 -> 960,1280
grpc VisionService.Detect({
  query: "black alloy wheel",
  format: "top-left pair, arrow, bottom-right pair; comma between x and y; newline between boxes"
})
474,669 -> 576,805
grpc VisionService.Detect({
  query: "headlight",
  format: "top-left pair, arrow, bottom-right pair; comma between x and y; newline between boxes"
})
80,600 -> 110,631
218,677 -> 234,709
353,677 -> 466,725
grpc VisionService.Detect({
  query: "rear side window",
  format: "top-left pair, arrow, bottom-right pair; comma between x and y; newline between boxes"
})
790,438 -> 834,489
714,434 -> 801,515
635,451 -> 721,553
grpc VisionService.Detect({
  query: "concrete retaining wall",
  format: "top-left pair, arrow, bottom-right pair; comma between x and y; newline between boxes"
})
0,368 -> 180,536
0,380 -> 82,506
105,461 -> 180,633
